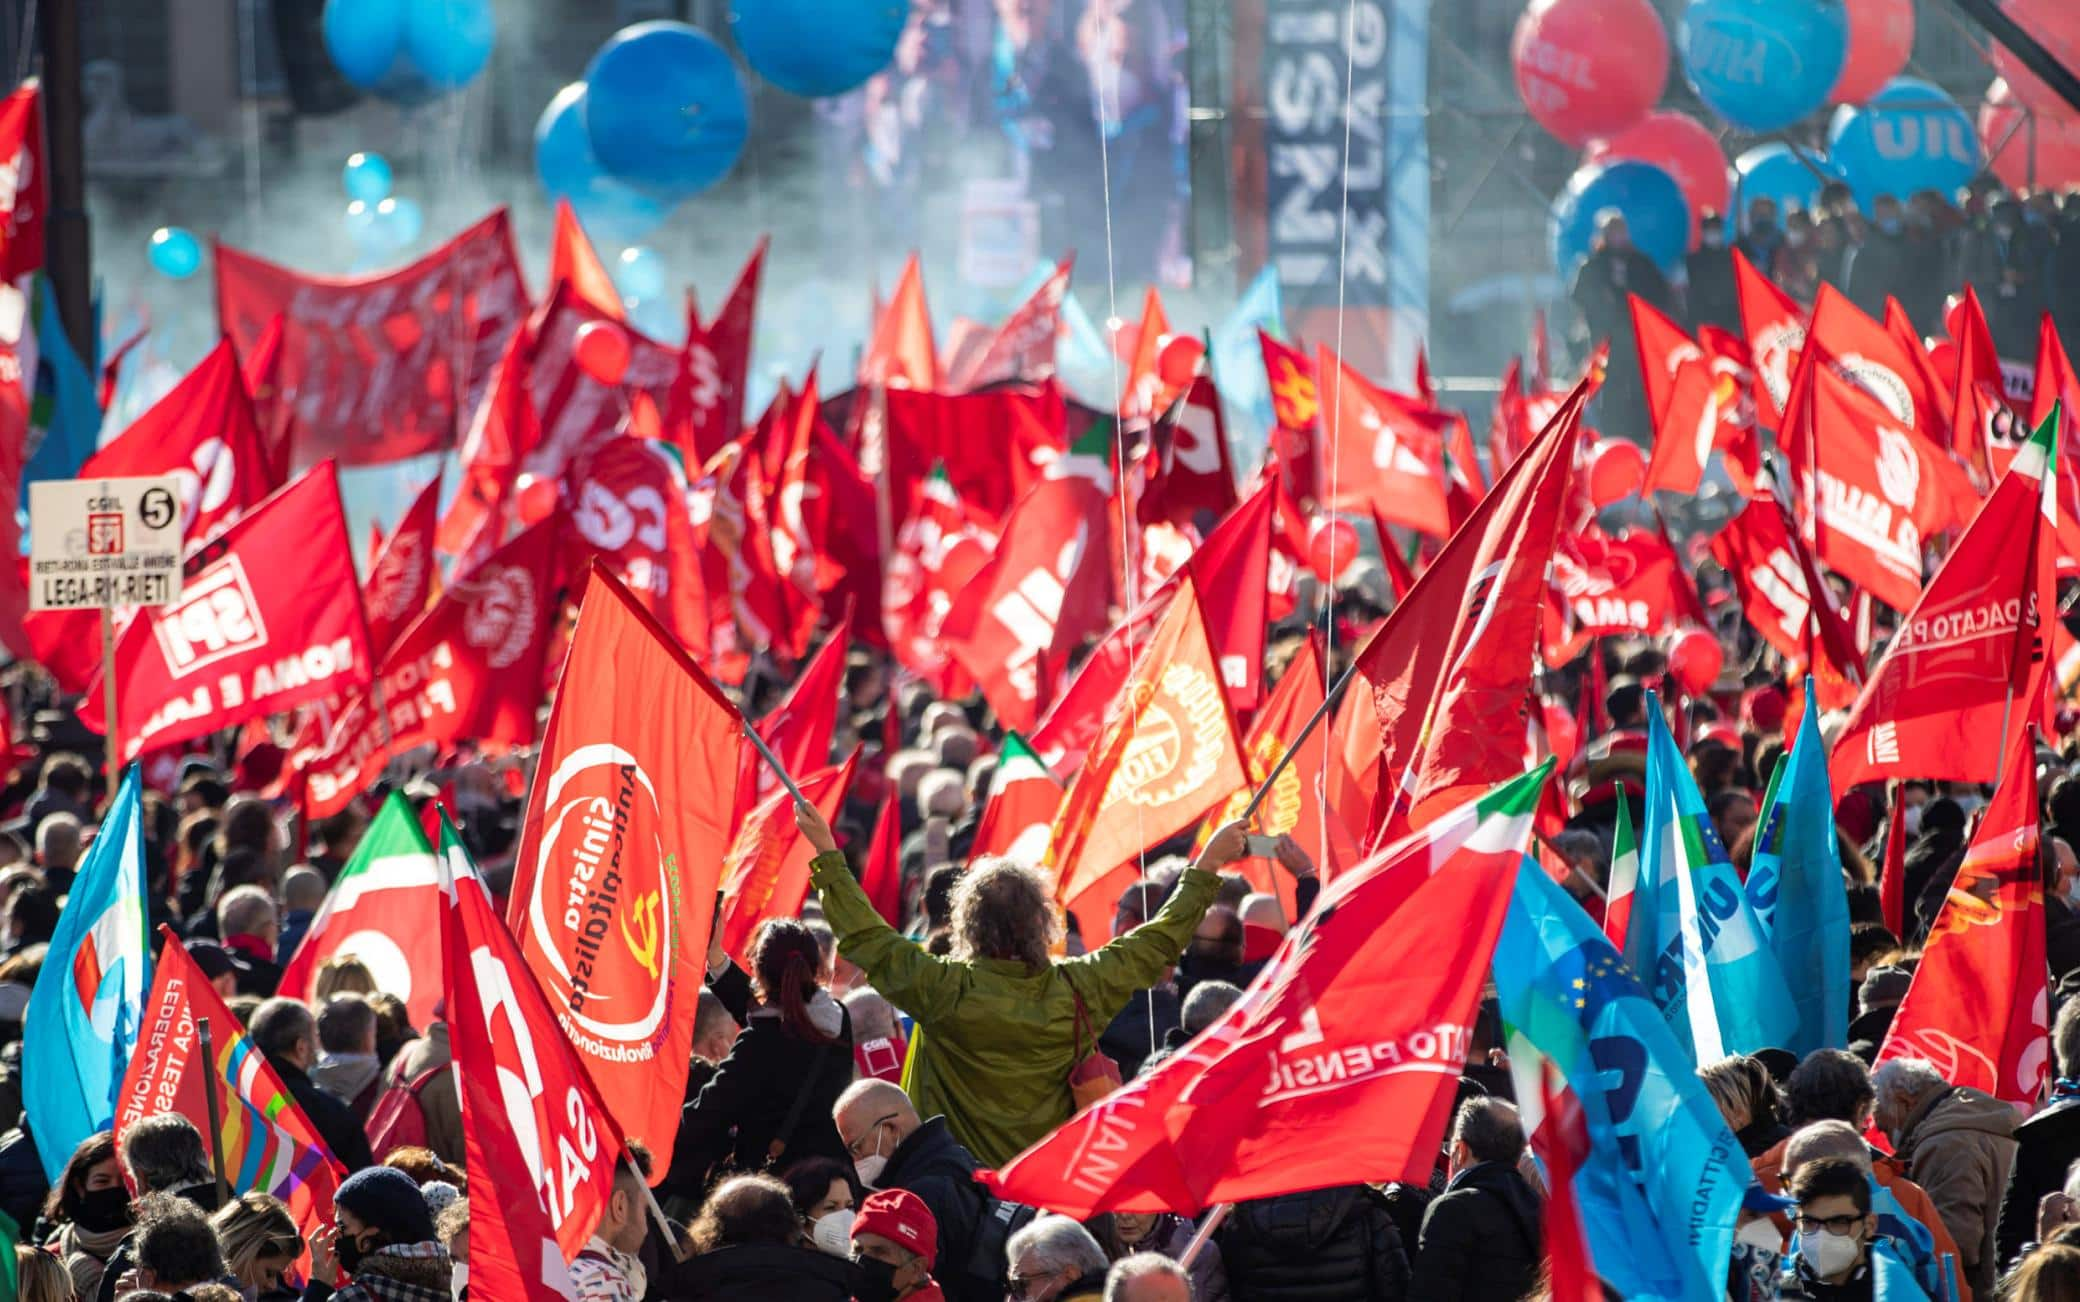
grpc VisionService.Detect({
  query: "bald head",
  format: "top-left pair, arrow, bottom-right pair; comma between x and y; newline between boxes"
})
833,1078 -> 920,1156
1782,1120 -> 1873,1180
282,866 -> 327,912
1239,892 -> 1287,934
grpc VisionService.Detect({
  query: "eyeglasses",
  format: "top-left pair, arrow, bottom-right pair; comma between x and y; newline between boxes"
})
1795,1213 -> 1864,1236
1006,1268 -> 1058,1300
844,1114 -> 898,1159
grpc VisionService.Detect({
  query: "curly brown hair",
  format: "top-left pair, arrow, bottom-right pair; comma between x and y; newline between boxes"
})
687,1175 -> 801,1255
950,858 -> 1058,975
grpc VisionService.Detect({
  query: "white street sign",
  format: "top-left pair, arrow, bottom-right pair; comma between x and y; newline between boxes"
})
28,475 -> 185,610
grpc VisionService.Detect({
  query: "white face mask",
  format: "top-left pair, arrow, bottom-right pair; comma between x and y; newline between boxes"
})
1803,1227 -> 1863,1278
2064,875 -> 2080,908
1902,804 -> 1923,837
854,1125 -> 891,1188
449,1264 -> 467,1302
810,1208 -> 857,1257
1736,1219 -> 1782,1255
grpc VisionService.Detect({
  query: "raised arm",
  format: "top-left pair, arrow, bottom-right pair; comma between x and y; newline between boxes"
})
797,799 -> 964,1024
1063,821 -> 1252,1015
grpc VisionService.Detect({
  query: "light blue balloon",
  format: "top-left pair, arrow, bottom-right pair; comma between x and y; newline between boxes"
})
1827,76 -> 1982,212
373,196 -> 424,250
1549,161 -> 1692,278
535,82 -> 674,244
1681,0 -> 1848,133
614,246 -> 668,303
322,0 -> 406,90
730,0 -> 904,98
582,22 -> 749,198
147,227 -> 202,280
404,0 -> 495,90
341,151 -> 393,204
343,199 -> 379,246
624,296 -> 681,345
1733,143 -> 1847,220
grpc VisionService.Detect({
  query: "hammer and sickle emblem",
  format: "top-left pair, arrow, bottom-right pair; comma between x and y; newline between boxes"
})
621,889 -> 662,980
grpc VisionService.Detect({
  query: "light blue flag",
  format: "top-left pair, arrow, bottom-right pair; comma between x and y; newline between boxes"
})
1745,676 -> 1852,1056
1210,265 -> 1284,457
1494,860 -> 1749,1300
18,278 -> 104,508
22,766 -> 150,1182
1624,693 -> 1798,1060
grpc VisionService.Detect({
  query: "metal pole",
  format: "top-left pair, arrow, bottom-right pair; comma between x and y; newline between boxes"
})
1948,0 -> 2080,118
1241,663 -> 1356,822
196,1017 -> 232,1205
99,601 -> 117,797
632,1153 -> 690,1262
37,0 -> 91,364
1179,1203 -> 1231,1265
742,721 -> 807,805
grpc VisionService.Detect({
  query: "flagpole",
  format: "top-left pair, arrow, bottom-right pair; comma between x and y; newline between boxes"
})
1241,663 -> 1357,822
1179,1203 -> 1231,1265
630,1152 -> 690,1262
743,721 -> 807,805
100,600 -> 118,801
195,1016 -> 231,1205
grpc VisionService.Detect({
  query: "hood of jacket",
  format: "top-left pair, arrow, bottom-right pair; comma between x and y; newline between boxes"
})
882,1115 -> 981,1188
1904,1086 -> 2018,1148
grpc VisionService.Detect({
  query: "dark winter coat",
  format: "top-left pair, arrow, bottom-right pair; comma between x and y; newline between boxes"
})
875,1115 -> 1022,1302
272,1057 -> 374,1172
669,993 -> 853,1186
1219,1184 -> 1411,1301
670,1242 -> 858,1301
1998,1094 -> 2080,1269
1405,1161 -> 1542,1302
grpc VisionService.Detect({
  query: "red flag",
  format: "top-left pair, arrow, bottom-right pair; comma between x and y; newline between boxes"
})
1879,789 -> 1906,937
1373,507 -> 1419,600
982,770 -> 1538,1215
1315,345 -> 1452,536
1831,412 -> 2058,789
523,287 -> 685,488
1811,284 -> 1941,438
216,210 -> 528,468
293,519 -> 560,818
1951,287 -> 2020,480
548,199 -> 625,322
119,929 -> 343,1252
1048,579 -> 1247,922
1260,331 -> 1322,507
1137,374 -> 1239,538
1633,296 -> 1743,496
1886,297 -> 1956,441
1354,380 -> 1590,834
942,427 -> 1115,732
435,328 -> 540,563
1547,526 -> 1679,643
506,566 -> 742,1172
363,474 -> 440,658
953,256 -> 1073,391
440,822 -> 620,1294
1414,345 -> 1437,407
0,83 -> 45,281
1781,348 -> 1977,613
704,238 -> 766,438
859,789 -> 904,927
736,630 -> 847,825
877,383 -> 1067,531
1526,1061 -> 1601,1302
971,732 -> 1063,863
79,466 -> 371,761
717,754 -> 857,960
238,313 -> 297,487
1734,247 -> 1806,433
565,433 -> 711,655
860,252 -> 940,390
1123,286 -> 1173,420
1709,490 -> 1861,700
2028,316 -> 2080,576
1201,635 -> 1335,916
1875,725 -> 2047,1104
883,463 -> 995,694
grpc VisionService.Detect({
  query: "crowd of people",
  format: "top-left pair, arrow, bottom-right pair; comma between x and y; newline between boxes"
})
1568,176 -> 2080,444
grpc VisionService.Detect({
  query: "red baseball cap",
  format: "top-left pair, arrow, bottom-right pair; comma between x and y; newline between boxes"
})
852,1188 -> 938,1269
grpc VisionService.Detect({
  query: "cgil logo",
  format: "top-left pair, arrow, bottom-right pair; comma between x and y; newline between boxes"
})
153,559 -> 269,678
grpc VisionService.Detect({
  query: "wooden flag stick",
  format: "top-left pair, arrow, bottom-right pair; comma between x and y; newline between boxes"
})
195,1016 -> 232,1205
1241,663 -> 1357,823
631,1152 -> 690,1262
742,721 -> 808,805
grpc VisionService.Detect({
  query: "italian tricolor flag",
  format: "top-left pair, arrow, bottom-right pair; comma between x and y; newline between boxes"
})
277,792 -> 444,1028
970,733 -> 1061,865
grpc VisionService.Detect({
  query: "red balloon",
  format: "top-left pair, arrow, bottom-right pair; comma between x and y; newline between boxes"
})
1667,628 -> 1725,697
1586,439 -> 1646,508
1157,335 -> 1206,391
514,473 -> 559,525
1990,0 -> 2080,116
1829,0 -> 1915,104
1585,110 -> 1731,249
1980,78 -> 2080,192
574,320 -> 632,386
1308,517 -> 1360,585
1512,0 -> 1668,147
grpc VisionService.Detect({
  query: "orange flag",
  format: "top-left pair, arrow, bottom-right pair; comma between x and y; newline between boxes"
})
549,198 -> 625,321
861,253 -> 940,390
1048,577 -> 1247,928
1200,635 -> 1334,919
1124,285 -> 1173,420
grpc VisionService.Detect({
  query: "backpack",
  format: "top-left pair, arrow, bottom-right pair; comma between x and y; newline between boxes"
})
960,1187 -> 1038,1294
365,1064 -> 442,1160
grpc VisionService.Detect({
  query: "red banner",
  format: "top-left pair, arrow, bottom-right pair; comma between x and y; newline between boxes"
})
216,210 -> 528,468
81,466 -> 371,761
0,83 -> 45,283
364,474 -> 441,658
718,754 -> 857,961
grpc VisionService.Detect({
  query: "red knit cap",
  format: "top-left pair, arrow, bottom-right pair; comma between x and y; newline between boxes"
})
852,1188 -> 939,1269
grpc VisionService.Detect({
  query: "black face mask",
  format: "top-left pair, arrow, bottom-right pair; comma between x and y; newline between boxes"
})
852,1254 -> 900,1302
1734,1117 -> 1778,1157
72,1185 -> 133,1233
337,1231 -> 376,1276
1181,946 -> 1242,985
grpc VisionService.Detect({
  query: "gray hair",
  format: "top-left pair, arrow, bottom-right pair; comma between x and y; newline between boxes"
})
916,768 -> 968,820
843,988 -> 898,1042
282,866 -> 328,912
1782,1120 -> 1873,1179
1105,1252 -> 1190,1299
1180,981 -> 1243,1037
217,883 -> 277,941
120,1113 -> 214,1193
1007,1213 -> 1109,1281
2057,999 -> 2080,1079
950,858 -> 1058,973
247,997 -> 316,1061
34,813 -> 81,863
1871,1058 -> 1947,1110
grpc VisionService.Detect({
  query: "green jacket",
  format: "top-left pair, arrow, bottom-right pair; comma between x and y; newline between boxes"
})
810,851 -> 1218,1167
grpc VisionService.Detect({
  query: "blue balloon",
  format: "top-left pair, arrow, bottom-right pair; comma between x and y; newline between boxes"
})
322,0 -> 406,90
1549,161 -> 1692,278
343,199 -> 379,246
372,197 -> 424,250
730,0 -> 903,99
1733,143 -> 1847,220
614,247 -> 668,303
341,152 -> 393,204
625,296 -> 681,345
147,227 -> 202,280
404,0 -> 495,90
582,22 -> 749,198
1827,76 -> 1982,212
535,83 -> 674,245
1681,0 -> 1848,133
